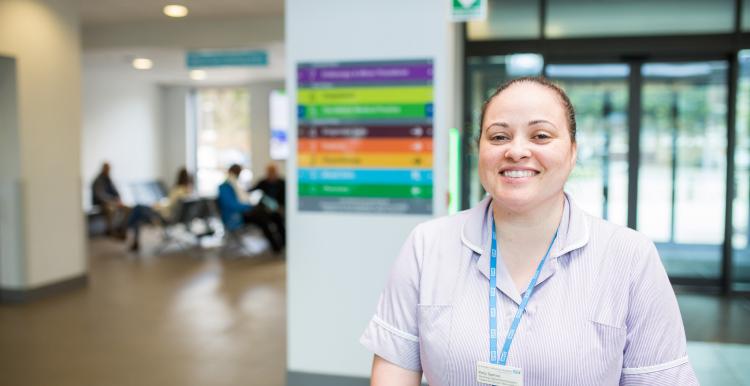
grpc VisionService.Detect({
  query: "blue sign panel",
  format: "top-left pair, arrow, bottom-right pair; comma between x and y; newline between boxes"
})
186,50 -> 268,68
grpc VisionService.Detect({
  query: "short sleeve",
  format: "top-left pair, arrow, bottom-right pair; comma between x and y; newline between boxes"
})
620,241 -> 699,385
359,226 -> 423,372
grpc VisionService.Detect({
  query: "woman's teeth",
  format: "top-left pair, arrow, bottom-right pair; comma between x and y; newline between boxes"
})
502,170 -> 536,178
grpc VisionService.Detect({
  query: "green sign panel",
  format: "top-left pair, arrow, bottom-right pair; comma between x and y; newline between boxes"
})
186,50 -> 267,68
451,0 -> 486,22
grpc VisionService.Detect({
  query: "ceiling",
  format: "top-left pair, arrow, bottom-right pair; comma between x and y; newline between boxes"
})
78,0 -> 284,25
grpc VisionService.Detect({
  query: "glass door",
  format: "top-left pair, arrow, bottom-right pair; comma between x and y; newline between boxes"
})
463,57 -> 733,287
545,64 -> 630,226
638,61 -> 728,280
733,51 -> 750,291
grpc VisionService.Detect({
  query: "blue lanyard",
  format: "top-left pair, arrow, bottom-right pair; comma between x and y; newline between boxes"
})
489,217 -> 558,366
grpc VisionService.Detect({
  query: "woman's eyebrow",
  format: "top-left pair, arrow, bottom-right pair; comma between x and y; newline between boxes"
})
528,119 -> 557,128
486,121 -> 509,129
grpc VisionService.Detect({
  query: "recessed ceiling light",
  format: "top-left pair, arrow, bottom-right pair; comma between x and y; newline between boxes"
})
132,58 -> 153,70
163,4 -> 189,18
190,70 -> 207,80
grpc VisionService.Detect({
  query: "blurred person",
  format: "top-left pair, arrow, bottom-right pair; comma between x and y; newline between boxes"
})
251,163 -> 286,209
127,167 -> 200,252
91,162 -> 129,239
218,164 -> 286,253
361,77 -> 698,385
154,167 -> 194,219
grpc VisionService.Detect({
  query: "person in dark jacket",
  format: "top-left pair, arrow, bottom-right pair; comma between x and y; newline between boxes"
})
217,164 -> 286,253
251,163 -> 286,209
91,162 -> 129,238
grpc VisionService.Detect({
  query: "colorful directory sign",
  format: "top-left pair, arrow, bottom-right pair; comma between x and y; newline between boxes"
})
297,60 -> 433,214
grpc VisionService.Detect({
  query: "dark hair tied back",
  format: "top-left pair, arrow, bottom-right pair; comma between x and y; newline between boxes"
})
479,76 -> 576,143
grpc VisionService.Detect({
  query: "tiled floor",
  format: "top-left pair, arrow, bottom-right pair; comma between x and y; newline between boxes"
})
0,231 -> 749,385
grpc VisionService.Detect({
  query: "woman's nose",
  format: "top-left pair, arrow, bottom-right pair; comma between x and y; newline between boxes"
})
504,139 -> 531,161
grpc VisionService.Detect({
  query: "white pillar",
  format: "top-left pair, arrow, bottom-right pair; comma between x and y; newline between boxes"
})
0,0 -> 86,295
286,0 -> 461,382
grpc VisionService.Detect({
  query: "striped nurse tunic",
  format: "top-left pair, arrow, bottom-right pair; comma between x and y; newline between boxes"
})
360,194 -> 699,385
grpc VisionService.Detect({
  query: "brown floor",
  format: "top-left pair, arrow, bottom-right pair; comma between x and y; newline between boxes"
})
2,235 -> 749,386
0,236 -> 286,386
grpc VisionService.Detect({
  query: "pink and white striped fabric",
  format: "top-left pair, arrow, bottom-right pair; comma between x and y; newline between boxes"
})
360,194 -> 699,385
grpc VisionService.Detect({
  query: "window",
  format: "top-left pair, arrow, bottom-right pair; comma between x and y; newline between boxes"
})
193,88 -> 252,196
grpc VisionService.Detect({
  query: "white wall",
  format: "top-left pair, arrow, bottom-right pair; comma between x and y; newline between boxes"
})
0,0 -> 86,288
286,0 -> 461,378
82,64 -> 162,206
160,85 -> 190,186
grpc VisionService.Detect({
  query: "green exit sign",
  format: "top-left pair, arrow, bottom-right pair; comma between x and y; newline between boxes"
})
451,0 -> 486,22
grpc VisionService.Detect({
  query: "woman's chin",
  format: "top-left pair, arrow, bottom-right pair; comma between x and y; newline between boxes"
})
490,193 -> 534,212
490,189 -> 564,215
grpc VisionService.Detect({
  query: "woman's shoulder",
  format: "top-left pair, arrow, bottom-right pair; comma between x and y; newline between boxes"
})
579,211 -> 658,272
586,214 -> 653,248
415,208 -> 472,231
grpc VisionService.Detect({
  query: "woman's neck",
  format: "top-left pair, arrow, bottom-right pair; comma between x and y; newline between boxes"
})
492,193 -> 565,248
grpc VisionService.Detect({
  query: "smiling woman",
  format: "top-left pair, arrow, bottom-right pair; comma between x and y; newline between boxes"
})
360,77 -> 700,386
478,78 -> 577,216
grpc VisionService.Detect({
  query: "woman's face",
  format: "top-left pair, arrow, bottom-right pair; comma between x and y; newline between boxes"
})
479,82 -> 577,213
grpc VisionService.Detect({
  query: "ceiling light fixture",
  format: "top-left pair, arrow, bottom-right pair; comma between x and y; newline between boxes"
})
163,4 -> 189,18
132,58 -> 153,70
190,70 -> 207,80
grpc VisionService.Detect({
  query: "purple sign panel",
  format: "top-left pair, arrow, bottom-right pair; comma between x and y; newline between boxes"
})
298,63 -> 433,85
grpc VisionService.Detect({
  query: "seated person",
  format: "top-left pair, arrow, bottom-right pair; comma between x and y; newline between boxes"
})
154,167 -> 194,220
251,163 -> 285,210
218,164 -> 286,253
127,167 -> 198,252
91,162 -> 129,239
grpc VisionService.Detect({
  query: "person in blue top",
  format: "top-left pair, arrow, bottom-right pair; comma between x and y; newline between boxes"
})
217,164 -> 286,253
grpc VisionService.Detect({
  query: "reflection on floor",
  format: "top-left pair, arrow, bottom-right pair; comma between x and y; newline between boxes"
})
0,233 -> 749,385
688,342 -> 750,385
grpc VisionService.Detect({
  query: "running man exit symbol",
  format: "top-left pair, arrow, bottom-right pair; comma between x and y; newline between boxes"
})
451,0 -> 486,21
455,0 -> 479,9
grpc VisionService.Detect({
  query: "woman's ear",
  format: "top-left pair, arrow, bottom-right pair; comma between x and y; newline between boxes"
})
570,141 -> 578,168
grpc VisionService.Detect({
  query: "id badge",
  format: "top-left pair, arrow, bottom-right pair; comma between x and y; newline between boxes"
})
476,361 -> 523,386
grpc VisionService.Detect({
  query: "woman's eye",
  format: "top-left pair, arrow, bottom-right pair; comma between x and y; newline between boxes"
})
533,133 -> 551,140
490,134 -> 509,141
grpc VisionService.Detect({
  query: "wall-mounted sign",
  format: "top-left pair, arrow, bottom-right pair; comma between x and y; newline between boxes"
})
297,59 -> 434,215
186,50 -> 268,68
451,0 -> 486,22
270,90 -> 289,160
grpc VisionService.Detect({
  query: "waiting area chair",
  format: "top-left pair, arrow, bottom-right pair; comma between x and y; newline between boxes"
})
155,198 -> 215,256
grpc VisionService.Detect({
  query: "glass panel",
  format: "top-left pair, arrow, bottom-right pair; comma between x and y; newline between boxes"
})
546,64 -> 629,226
639,61 -> 728,279
734,51 -> 750,290
744,0 -> 750,31
195,88 -> 252,197
464,54 -> 543,208
467,0 -> 540,41
547,0 -> 733,38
